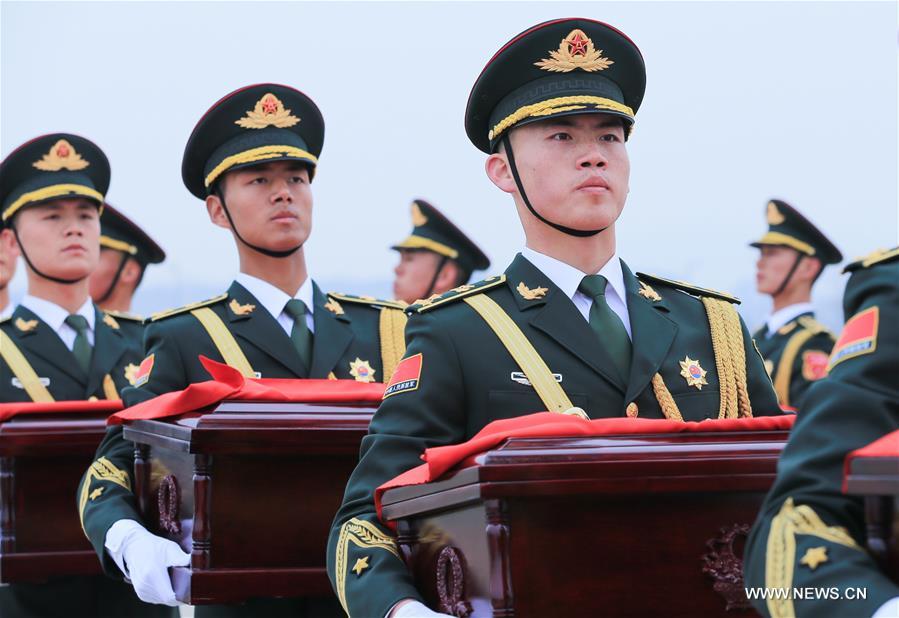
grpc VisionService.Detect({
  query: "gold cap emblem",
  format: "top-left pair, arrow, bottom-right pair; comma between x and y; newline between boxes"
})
766,201 -> 786,225
535,29 -> 614,73
679,356 -> 708,390
32,139 -> 90,171
235,93 -> 301,129
411,202 -> 428,227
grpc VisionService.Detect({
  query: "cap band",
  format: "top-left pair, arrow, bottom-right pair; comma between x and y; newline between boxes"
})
100,235 -> 139,255
755,232 -> 815,256
204,145 -> 318,189
393,234 -> 459,259
3,183 -> 104,222
489,95 -> 634,141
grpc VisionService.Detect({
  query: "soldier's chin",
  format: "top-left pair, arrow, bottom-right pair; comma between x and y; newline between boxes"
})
43,264 -> 93,281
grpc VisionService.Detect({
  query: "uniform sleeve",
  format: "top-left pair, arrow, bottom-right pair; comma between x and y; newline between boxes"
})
741,315 -> 783,416
78,320 -> 189,575
327,311 -> 468,618
744,272 -> 899,617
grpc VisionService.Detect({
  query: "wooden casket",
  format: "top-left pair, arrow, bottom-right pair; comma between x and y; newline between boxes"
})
122,400 -> 374,605
0,408 -> 110,583
380,430 -> 790,617
843,434 -> 898,583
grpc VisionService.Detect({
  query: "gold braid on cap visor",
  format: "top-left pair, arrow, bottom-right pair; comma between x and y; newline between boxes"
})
3,184 -> 105,222
204,145 -> 318,189
488,95 -> 635,141
755,232 -> 816,256
99,236 -> 138,255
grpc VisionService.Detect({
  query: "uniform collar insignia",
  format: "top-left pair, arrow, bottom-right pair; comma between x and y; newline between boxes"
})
349,358 -> 376,383
229,299 -> 256,316
517,281 -> 548,300
679,356 -> 708,390
235,93 -> 301,129
799,546 -> 828,570
638,281 -> 662,302
324,298 -> 345,315
102,313 -> 120,330
15,317 -> 38,332
413,293 -> 442,308
535,29 -> 614,73
32,139 -> 90,171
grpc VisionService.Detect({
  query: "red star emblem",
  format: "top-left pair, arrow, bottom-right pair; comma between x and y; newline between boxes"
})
261,96 -> 279,115
57,144 -> 70,157
568,32 -> 588,56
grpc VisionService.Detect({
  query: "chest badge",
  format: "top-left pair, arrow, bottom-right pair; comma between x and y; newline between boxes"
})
349,358 -> 376,383
517,282 -> 548,300
679,356 -> 708,390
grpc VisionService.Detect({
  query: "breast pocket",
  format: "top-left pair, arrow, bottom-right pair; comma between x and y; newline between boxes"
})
672,389 -> 721,421
487,389 -> 589,420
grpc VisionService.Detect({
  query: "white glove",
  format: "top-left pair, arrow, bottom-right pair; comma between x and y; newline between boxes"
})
872,597 -> 899,618
104,519 -> 190,606
390,599 -> 454,618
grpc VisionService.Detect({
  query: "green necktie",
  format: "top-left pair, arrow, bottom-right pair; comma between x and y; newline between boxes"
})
578,275 -> 632,380
64,314 -> 92,375
284,299 -> 312,374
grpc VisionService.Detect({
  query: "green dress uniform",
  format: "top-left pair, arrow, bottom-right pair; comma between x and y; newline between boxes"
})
744,247 -> 899,617
750,199 -> 843,408
753,313 -> 835,409
78,84 -> 408,617
0,133 -> 173,617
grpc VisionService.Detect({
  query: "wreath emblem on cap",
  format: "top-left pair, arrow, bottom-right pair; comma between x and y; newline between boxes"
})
235,93 -> 301,129
535,29 -> 614,73
32,139 -> 90,171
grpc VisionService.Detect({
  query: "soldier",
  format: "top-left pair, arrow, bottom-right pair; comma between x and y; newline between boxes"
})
0,216 -> 19,318
89,202 -> 166,314
0,134 -> 171,616
391,198 -> 490,304
751,199 -> 842,408
744,247 -> 899,617
328,18 -> 783,618
79,84 -> 407,616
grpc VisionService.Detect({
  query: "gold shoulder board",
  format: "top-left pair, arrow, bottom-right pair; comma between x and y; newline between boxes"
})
150,293 -> 229,322
104,309 -> 144,322
843,246 -> 899,273
410,275 -> 507,313
636,272 -> 740,304
325,293 -> 408,310
796,315 -> 832,336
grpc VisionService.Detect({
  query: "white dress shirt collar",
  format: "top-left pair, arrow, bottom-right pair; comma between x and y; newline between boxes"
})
20,294 -> 95,333
766,302 -> 815,336
235,272 -> 315,321
521,247 -> 628,306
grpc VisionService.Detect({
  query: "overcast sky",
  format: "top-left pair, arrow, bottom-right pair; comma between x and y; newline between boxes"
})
2,1 -> 897,330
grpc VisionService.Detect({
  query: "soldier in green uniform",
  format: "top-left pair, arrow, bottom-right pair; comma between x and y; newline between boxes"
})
0,133 -> 172,617
391,198 -> 490,304
78,84 -> 407,616
751,199 -> 843,408
744,247 -> 899,618
328,18 -> 784,618
89,202 -> 166,314
0,217 -> 19,318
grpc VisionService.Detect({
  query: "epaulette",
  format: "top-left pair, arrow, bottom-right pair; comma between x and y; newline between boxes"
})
103,309 -> 144,322
843,247 -> 899,273
149,293 -> 228,322
408,275 -> 507,313
636,272 -> 740,304
325,292 -> 407,310
796,315 -> 832,336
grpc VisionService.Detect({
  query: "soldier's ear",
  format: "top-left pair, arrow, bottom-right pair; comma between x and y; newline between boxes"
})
0,228 -> 19,256
485,152 -> 516,194
205,194 -> 231,231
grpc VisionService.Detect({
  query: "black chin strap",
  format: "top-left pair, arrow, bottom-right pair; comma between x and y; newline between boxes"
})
502,134 -> 607,238
96,251 -> 129,304
217,191 -> 303,258
424,255 -> 449,298
12,224 -> 86,285
774,252 -> 805,297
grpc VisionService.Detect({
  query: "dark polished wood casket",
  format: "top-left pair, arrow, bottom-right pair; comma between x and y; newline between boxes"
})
381,430 -> 791,617
122,400 -> 374,605
844,445 -> 898,583
0,411 -> 108,583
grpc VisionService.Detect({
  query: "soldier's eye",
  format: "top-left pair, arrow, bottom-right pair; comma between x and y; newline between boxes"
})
250,177 -> 267,184
600,133 -> 620,142
290,176 -> 306,184
551,132 -> 572,141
